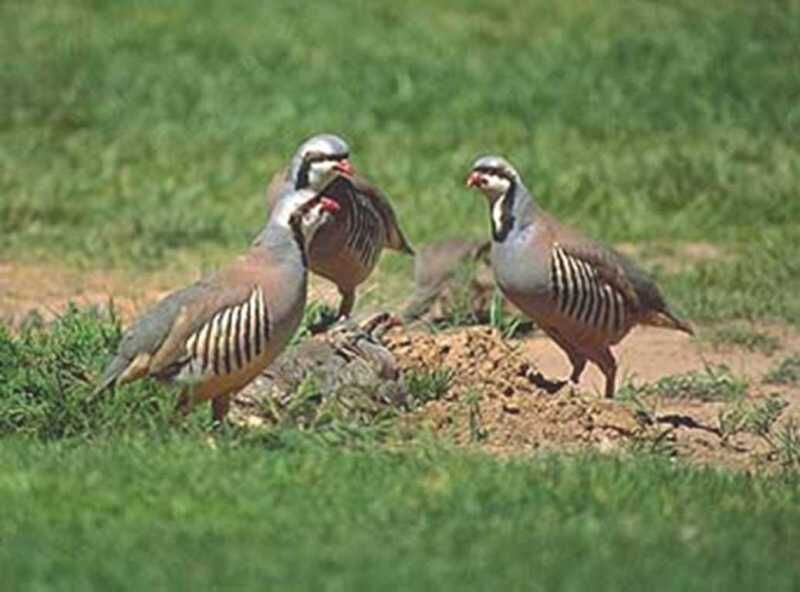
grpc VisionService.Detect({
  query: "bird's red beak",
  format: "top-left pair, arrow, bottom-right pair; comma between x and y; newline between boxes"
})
319,197 -> 341,213
466,171 -> 484,188
334,159 -> 354,176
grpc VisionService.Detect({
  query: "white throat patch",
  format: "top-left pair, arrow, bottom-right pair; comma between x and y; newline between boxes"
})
492,194 -> 506,233
308,160 -> 337,190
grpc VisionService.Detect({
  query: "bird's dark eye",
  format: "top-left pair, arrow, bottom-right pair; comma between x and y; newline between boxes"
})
476,166 -> 504,178
488,168 -> 511,180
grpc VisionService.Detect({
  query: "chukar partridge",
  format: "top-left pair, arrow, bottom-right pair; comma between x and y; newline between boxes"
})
93,190 -> 341,422
266,134 -> 414,322
402,238 -> 491,322
466,155 -> 693,398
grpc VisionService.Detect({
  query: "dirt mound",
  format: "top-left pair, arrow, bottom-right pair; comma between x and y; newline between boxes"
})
384,326 -> 642,454
382,324 -> 800,471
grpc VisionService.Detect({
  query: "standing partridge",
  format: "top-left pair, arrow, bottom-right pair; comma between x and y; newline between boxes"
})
93,189 -> 341,422
466,155 -> 693,398
266,134 -> 414,322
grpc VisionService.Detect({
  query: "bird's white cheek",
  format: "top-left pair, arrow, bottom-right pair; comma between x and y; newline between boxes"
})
491,177 -> 511,195
311,162 -> 336,187
307,167 -> 323,188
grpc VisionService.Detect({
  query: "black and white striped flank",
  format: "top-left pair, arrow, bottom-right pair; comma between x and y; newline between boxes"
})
183,287 -> 271,378
550,245 -> 627,335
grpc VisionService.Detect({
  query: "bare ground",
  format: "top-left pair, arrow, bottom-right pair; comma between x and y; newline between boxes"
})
383,323 -> 800,471
0,260 -> 341,326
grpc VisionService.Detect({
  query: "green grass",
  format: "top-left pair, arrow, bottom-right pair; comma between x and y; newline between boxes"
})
707,324 -> 782,356
3,308 -> 798,588
619,364 -> 749,402
1,439 -> 799,591
404,367 -> 455,403
0,305 -> 406,446
718,395 -> 800,470
2,0 -> 800,321
765,355 -> 800,385
0,305 -> 178,440
719,395 -> 788,442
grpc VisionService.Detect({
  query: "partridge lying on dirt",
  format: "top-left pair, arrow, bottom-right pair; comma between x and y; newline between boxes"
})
93,190 -> 341,422
466,155 -> 693,398
236,312 -> 405,425
266,134 -> 414,322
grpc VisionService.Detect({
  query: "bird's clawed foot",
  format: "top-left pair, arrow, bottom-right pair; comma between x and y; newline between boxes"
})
529,371 -> 567,394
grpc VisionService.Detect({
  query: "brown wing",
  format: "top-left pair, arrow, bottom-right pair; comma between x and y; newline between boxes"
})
95,275 -> 268,394
529,210 -> 692,338
345,174 -> 414,255
147,278 -> 272,381
537,211 -> 642,309
557,243 -> 642,311
559,241 -> 694,335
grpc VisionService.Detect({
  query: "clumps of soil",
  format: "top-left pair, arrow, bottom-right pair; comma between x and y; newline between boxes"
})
381,324 -> 800,471
383,325 -> 642,455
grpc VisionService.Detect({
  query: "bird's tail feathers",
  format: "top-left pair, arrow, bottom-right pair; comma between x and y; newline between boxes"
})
644,309 -> 695,336
89,356 -> 131,399
90,377 -> 116,400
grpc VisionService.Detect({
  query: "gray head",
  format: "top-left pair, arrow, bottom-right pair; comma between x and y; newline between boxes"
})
288,134 -> 353,192
466,155 -> 534,242
265,188 -> 341,253
465,155 -> 522,200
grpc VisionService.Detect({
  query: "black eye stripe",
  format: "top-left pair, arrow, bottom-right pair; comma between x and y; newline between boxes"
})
475,167 -> 510,180
304,152 -> 349,164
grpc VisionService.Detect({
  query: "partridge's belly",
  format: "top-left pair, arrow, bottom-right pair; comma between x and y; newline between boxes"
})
309,223 -> 382,290
310,248 -> 376,290
500,285 -> 557,325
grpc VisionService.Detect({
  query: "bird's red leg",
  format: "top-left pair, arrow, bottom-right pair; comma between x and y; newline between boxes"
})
594,348 -> 617,399
211,394 -> 232,424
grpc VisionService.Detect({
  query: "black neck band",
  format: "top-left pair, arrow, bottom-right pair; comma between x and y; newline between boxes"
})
289,219 -> 308,268
295,161 -> 311,190
491,181 -> 516,243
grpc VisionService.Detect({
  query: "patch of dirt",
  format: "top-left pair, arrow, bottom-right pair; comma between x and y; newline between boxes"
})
381,323 -> 800,472
0,260 -> 343,328
384,326 -> 641,454
0,261 -> 173,327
